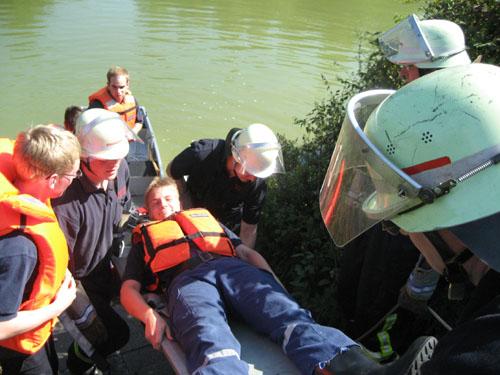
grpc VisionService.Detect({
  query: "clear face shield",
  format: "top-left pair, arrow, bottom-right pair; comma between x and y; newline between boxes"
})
233,142 -> 285,178
319,90 -> 423,247
320,89 -> 500,247
231,127 -> 285,178
378,14 -> 435,65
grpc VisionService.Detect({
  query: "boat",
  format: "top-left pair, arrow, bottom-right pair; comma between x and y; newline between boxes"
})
118,108 -> 300,375
126,106 -> 165,208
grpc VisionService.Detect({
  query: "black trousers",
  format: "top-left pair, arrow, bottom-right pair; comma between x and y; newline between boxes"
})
0,336 -> 58,375
66,256 -> 130,374
421,272 -> 500,375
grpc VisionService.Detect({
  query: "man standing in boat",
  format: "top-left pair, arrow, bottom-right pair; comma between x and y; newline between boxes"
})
167,123 -> 284,248
88,66 -> 142,134
52,109 -> 134,374
0,125 -> 79,374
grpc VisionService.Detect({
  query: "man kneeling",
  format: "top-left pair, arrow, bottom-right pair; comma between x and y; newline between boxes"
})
120,177 -> 435,375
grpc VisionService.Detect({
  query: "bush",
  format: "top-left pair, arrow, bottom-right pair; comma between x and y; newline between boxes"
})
423,0 -> 500,64
257,0 -> 499,326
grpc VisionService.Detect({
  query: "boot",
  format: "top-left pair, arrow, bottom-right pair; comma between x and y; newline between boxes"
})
316,336 -> 437,375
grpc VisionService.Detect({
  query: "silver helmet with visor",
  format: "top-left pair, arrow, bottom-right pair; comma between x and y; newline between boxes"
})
379,14 -> 470,68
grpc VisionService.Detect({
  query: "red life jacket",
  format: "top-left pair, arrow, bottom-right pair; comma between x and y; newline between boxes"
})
133,208 -> 236,275
88,87 -> 137,129
0,139 -> 69,354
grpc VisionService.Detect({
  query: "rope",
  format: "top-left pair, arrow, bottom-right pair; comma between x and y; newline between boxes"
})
356,303 -> 400,342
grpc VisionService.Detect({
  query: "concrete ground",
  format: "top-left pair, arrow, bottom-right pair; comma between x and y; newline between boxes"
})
53,303 -> 174,375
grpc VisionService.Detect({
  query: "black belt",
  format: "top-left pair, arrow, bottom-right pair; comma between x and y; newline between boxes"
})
169,252 -> 223,278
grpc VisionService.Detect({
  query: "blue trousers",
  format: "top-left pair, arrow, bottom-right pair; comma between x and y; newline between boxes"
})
166,257 -> 356,374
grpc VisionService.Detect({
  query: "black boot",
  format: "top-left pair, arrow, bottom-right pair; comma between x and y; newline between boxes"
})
316,336 -> 437,375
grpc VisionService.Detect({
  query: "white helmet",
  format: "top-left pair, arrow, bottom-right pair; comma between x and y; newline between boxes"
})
379,14 -> 471,69
231,123 -> 285,178
76,108 -> 131,160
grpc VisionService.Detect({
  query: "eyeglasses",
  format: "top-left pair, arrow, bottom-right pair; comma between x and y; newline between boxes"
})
60,170 -> 83,180
46,170 -> 82,181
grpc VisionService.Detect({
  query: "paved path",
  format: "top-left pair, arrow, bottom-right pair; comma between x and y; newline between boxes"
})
53,303 -> 174,375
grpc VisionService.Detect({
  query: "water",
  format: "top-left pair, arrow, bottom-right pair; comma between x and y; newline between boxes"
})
0,0 -> 420,162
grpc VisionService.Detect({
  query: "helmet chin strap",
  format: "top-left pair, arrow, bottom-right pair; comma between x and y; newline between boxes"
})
81,158 -> 107,189
81,158 -> 94,175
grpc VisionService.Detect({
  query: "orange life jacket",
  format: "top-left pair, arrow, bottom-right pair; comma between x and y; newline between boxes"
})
88,87 -> 137,129
133,208 -> 236,275
0,139 -> 69,354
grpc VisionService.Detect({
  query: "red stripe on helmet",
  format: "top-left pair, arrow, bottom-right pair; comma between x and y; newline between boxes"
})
402,156 -> 451,175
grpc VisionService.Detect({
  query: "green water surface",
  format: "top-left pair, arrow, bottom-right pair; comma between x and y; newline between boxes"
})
0,0 -> 421,162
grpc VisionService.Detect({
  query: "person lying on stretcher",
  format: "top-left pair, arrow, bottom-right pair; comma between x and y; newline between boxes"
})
120,176 -> 434,375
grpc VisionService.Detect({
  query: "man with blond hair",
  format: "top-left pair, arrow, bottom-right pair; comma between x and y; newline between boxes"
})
0,125 -> 80,374
121,176 -> 434,375
88,66 -> 142,134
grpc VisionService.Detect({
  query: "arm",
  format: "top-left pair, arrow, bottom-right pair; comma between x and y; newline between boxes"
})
131,122 -> 143,134
131,98 -> 143,134
238,221 -> 257,248
120,280 -> 171,350
236,243 -> 272,272
407,232 -> 446,274
166,160 -> 188,193
166,160 -> 193,209
236,244 -> 287,290
0,270 -> 76,340
240,179 -> 266,248
408,231 -> 489,286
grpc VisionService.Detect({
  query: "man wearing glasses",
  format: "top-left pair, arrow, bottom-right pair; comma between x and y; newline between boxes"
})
0,125 -> 80,374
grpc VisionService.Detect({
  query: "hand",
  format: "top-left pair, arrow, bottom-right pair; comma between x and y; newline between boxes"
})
53,270 -> 77,314
144,308 -> 172,350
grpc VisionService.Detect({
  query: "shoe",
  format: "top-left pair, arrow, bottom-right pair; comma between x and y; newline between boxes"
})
316,336 -> 437,375
381,336 -> 437,375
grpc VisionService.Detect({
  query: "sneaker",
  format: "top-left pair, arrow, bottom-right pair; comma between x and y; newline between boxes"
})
401,336 -> 437,375
315,336 -> 437,375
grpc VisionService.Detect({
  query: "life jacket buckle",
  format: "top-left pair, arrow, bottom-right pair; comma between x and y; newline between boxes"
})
198,252 -> 216,262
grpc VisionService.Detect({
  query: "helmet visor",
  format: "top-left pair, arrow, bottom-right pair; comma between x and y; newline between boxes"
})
379,14 -> 435,65
235,142 -> 285,178
319,90 -> 422,247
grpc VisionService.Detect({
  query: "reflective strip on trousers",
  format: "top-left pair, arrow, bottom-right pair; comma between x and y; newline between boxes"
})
282,323 -> 298,354
194,348 -> 241,372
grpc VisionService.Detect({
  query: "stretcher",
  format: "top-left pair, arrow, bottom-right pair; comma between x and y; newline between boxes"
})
144,294 -> 301,375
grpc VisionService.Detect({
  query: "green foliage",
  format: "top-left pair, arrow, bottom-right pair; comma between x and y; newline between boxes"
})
422,0 -> 499,64
257,0 -> 499,326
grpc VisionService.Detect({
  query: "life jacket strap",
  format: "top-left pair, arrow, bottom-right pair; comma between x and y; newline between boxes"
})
168,252 -> 224,279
